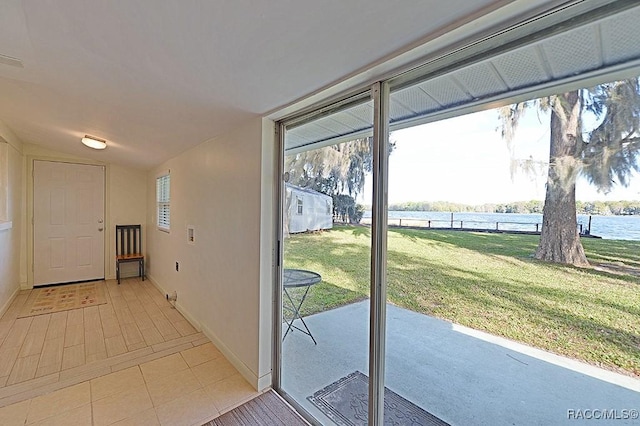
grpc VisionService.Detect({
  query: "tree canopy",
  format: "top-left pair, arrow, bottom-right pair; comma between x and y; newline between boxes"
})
285,138 -> 374,198
285,137 -> 394,222
386,199 -> 640,215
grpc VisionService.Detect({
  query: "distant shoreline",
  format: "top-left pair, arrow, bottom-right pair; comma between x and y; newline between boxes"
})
360,211 -> 640,240
365,200 -> 640,216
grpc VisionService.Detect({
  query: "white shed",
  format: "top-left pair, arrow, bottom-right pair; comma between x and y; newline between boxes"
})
285,184 -> 333,234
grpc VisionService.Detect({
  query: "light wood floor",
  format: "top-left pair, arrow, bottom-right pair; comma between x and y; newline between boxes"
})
0,278 -> 260,425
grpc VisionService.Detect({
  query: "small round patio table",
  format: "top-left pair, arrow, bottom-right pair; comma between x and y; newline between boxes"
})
283,269 -> 321,345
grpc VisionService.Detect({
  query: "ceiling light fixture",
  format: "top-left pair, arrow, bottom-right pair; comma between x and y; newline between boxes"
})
81,135 -> 107,150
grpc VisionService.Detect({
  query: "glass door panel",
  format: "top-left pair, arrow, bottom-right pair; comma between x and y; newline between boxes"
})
383,28 -> 640,426
280,96 -> 374,424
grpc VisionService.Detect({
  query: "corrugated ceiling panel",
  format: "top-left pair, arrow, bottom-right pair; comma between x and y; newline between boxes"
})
542,26 -> 601,78
285,101 -> 373,150
453,62 -> 509,98
389,98 -> 415,121
313,116 -> 361,136
290,122 -> 340,142
287,127 -> 315,142
285,132 -> 312,148
600,7 -> 640,64
342,103 -> 374,128
390,85 -> 440,119
491,47 -> 550,89
418,75 -> 472,108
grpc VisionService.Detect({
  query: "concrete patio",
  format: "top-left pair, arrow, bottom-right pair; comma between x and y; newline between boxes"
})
282,300 -> 639,425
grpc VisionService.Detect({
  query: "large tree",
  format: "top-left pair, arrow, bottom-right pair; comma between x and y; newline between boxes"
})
501,78 -> 640,266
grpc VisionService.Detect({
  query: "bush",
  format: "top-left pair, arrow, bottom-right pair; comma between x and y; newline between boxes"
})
349,204 -> 365,224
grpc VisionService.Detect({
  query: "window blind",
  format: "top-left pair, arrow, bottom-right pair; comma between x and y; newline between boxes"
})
0,142 -> 7,222
156,174 -> 170,230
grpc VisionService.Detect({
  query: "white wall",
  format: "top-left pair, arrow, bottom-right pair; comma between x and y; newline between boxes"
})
108,164 -> 148,279
0,121 -> 23,315
146,116 -> 275,390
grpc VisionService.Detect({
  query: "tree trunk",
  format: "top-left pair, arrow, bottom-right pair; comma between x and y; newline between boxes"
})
535,91 -> 589,266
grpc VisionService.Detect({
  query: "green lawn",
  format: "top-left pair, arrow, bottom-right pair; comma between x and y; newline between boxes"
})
283,225 -> 640,377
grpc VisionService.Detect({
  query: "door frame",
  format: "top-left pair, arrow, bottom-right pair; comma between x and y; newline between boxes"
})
26,156 -> 109,289
271,2 -> 640,424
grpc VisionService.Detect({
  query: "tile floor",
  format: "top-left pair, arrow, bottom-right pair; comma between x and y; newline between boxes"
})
0,278 -> 260,425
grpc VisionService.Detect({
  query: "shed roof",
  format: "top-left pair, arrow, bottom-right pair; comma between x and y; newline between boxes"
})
285,183 -> 332,199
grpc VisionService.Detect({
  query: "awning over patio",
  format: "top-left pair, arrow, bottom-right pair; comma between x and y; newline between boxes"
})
285,2 -> 640,153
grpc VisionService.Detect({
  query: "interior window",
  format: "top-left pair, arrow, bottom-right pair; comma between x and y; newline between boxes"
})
0,141 -> 7,223
156,173 -> 170,231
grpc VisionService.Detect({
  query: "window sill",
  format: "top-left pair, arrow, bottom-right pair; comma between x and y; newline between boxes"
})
157,227 -> 170,233
0,221 -> 12,232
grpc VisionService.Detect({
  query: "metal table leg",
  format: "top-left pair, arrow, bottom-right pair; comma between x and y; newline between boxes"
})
283,285 -> 317,345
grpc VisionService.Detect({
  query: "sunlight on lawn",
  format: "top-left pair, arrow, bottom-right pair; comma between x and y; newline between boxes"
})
283,225 -> 640,377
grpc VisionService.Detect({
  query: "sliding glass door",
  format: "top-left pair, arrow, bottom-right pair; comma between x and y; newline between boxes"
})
383,73 -> 640,426
381,4 -> 640,423
278,93 -> 375,425
275,2 -> 640,425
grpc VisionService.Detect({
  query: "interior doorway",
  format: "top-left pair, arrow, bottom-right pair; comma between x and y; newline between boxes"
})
33,160 -> 105,286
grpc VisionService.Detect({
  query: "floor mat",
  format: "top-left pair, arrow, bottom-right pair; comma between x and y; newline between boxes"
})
203,390 -> 308,425
18,281 -> 107,318
308,371 -> 449,426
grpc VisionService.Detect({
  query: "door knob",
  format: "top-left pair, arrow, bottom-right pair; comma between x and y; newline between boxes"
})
98,227 -> 104,232
98,219 -> 104,224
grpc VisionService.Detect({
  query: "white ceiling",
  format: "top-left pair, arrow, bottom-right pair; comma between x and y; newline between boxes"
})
0,0 -> 519,169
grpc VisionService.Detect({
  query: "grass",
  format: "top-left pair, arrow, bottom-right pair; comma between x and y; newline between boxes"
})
283,225 -> 640,377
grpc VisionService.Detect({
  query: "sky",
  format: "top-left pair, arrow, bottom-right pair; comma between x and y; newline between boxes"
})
360,107 -> 640,205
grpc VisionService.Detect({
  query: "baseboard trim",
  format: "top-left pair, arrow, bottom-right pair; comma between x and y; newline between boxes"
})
146,274 -> 202,332
174,301 -> 202,332
257,371 -> 272,391
0,286 -> 21,318
146,273 -> 262,391
199,321 -> 261,391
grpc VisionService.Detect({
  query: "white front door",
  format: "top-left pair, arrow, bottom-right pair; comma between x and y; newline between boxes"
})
33,161 -> 105,286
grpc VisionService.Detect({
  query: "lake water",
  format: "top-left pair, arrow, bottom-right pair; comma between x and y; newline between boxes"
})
362,211 -> 640,240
